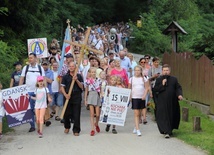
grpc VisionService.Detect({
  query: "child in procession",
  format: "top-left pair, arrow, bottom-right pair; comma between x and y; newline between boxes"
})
105,75 -> 118,134
128,65 -> 148,136
84,67 -> 102,136
116,76 -> 125,88
31,76 -> 52,138
99,71 -> 108,106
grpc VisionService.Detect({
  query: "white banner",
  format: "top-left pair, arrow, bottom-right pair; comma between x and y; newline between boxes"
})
27,38 -> 48,58
100,86 -> 131,126
2,85 -> 33,127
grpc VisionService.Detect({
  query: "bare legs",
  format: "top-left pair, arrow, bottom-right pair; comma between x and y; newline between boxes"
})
35,108 -> 46,135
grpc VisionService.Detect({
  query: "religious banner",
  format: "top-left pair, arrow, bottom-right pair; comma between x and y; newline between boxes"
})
2,85 -> 33,128
100,86 -> 131,126
27,38 -> 48,58
137,20 -> 142,28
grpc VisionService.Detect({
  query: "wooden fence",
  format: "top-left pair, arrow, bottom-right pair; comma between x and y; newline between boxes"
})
163,52 -> 214,114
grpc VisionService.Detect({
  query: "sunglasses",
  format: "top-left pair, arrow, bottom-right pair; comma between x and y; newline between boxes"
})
145,58 -> 149,59
140,61 -> 146,64
38,80 -> 43,82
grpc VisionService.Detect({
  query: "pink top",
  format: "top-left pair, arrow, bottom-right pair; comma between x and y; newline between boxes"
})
111,68 -> 128,87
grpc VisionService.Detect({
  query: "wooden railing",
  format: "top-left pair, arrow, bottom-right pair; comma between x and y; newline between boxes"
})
163,52 -> 214,114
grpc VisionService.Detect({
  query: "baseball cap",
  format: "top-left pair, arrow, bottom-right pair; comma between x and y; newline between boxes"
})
65,53 -> 73,58
37,76 -> 44,82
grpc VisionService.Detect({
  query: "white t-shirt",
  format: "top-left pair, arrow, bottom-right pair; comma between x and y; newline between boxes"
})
129,76 -> 148,99
35,87 -> 49,109
21,64 -> 45,92
51,71 -> 59,93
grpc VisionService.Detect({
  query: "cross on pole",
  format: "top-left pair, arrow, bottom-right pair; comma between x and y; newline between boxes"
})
60,27 -> 103,119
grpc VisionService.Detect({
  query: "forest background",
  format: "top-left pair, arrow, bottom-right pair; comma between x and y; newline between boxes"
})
0,0 -> 213,88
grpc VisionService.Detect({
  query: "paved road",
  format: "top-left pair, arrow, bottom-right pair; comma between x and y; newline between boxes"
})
0,106 -> 206,155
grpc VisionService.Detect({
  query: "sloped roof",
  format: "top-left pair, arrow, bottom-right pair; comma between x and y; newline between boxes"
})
163,21 -> 187,35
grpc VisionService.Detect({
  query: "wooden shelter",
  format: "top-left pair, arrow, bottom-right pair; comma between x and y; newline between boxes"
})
163,21 -> 187,52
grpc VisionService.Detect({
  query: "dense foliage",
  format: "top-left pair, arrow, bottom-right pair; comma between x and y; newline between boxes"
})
0,0 -> 213,87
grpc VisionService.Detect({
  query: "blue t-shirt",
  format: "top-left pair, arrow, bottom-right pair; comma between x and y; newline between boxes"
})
45,69 -> 54,94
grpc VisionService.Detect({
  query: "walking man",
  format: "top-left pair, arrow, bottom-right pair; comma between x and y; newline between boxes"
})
153,64 -> 183,138
19,53 -> 45,132
61,62 -> 83,136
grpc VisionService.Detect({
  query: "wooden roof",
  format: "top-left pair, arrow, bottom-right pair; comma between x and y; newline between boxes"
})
163,21 -> 187,35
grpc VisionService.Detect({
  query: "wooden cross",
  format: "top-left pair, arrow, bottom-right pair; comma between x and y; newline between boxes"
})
60,27 -> 103,119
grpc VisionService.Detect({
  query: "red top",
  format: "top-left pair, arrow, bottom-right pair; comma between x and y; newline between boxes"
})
111,68 -> 128,87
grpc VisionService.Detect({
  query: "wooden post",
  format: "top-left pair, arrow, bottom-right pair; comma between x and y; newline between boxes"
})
182,107 -> 189,122
193,116 -> 201,132
59,27 -> 103,119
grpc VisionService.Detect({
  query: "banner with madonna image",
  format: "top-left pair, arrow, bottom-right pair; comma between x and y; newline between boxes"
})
2,85 -> 33,128
100,86 -> 131,126
27,38 -> 48,58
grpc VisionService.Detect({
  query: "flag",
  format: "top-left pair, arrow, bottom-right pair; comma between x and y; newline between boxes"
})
58,27 -> 71,74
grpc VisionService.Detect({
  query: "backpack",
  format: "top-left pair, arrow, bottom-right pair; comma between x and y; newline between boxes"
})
24,65 -> 42,83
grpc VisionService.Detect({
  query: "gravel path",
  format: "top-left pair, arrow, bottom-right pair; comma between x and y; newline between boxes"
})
0,107 -> 206,155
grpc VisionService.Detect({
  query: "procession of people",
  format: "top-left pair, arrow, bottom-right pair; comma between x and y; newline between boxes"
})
0,22 -> 183,139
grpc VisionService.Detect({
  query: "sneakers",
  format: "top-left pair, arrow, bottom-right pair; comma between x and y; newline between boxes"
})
133,128 -> 137,134
38,132 -> 43,138
133,128 -> 141,136
136,130 -> 141,136
165,134 -> 170,138
105,125 -> 110,132
112,128 -> 117,134
95,124 -> 100,133
28,127 -> 35,132
90,130 -> 95,136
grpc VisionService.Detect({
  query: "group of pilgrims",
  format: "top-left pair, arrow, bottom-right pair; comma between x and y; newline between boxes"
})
0,22 -> 183,139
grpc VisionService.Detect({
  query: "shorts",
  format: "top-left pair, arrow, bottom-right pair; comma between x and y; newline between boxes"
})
50,92 -> 63,107
132,98 -> 146,110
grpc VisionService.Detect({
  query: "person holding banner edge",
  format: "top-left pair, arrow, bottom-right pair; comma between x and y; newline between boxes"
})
19,53 -> 46,132
0,82 -> 5,139
105,75 -> 118,134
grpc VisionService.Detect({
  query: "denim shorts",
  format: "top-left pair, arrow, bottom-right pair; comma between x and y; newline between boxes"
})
50,92 -> 63,107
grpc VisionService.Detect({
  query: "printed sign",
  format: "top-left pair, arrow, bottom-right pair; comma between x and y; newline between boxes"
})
100,86 -> 131,126
27,38 -> 48,58
2,85 -> 33,128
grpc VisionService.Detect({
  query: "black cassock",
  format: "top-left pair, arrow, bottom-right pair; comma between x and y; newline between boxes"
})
153,75 -> 182,135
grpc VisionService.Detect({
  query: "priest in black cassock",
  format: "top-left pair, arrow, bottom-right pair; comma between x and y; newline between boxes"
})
153,64 -> 183,138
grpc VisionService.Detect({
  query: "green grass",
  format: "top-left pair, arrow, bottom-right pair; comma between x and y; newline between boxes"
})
173,101 -> 214,155
2,117 -> 14,134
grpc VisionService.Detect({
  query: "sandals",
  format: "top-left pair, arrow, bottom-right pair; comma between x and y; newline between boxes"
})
112,128 -> 117,134
64,128 -> 69,134
50,111 -> 56,118
55,116 -> 61,121
143,119 -> 148,124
